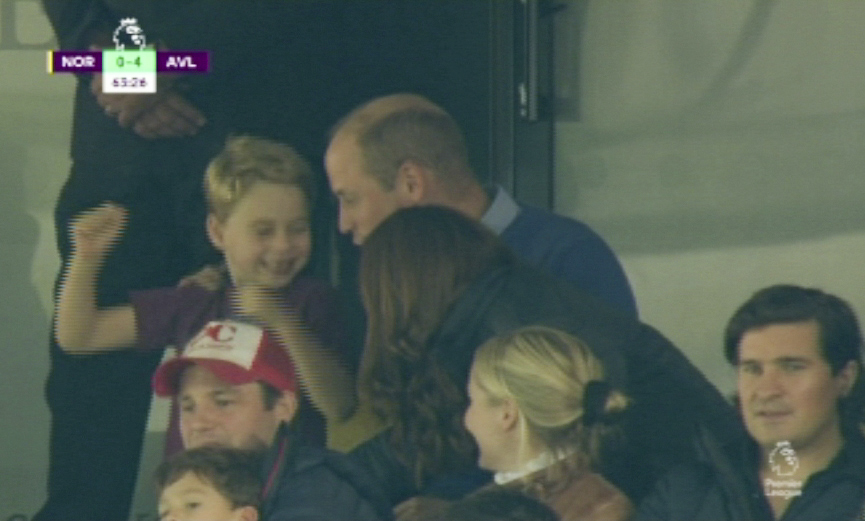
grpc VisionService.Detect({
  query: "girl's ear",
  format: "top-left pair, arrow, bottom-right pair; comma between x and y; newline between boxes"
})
500,397 -> 520,432
206,214 -> 226,251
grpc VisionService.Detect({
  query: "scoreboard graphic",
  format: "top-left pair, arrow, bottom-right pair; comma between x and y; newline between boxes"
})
46,18 -> 208,94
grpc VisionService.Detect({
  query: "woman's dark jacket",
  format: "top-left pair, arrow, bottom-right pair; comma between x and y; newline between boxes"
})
349,264 -> 743,505
261,423 -> 394,521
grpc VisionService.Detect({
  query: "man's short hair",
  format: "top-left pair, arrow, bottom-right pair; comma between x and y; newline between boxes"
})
155,446 -> 263,509
205,135 -> 316,221
356,106 -> 473,190
724,284 -> 865,426
441,489 -> 560,521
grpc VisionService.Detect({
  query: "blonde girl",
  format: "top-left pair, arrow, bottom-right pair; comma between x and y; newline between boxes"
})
464,326 -> 634,521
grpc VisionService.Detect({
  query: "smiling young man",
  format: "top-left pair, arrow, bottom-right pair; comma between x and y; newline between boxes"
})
635,284 -> 865,521
152,319 -> 392,521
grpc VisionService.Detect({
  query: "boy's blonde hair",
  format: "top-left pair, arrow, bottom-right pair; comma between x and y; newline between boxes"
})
472,326 -> 629,468
205,136 -> 316,221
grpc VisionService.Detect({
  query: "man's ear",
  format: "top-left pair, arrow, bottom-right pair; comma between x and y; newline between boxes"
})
206,214 -> 226,251
274,390 -> 298,424
394,160 -> 428,204
837,360 -> 860,396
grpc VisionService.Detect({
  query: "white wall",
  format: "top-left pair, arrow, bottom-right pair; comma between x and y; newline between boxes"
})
0,3 -> 169,519
555,0 -> 865,396
0,1 -> 70,518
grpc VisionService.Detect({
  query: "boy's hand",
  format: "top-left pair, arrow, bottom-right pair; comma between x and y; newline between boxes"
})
70,203 -> 128,261
178,263 -> 228,291
231,285 -> 288,325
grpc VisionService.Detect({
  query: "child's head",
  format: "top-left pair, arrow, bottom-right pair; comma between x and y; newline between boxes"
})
464,326 -> 629,473
205,136 -> 316,288
156,446 -> 262,521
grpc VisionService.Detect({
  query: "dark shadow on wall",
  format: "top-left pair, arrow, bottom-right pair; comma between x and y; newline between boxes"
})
0,134 -> 51,519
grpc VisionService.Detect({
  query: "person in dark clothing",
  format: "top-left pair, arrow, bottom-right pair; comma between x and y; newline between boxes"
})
347,206 -> 741,507
39,3 -> 220,519
635,284 -> 865,521
260,424 -> 394,521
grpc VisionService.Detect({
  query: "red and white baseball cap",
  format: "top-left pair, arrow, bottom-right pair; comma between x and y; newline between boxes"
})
152,319 -> 297,397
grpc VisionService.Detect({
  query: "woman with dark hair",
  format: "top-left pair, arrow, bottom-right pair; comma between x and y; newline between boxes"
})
357,206 -> 516,489
349,206 -> 740,509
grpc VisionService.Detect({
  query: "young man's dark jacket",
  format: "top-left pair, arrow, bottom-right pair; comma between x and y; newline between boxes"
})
349,263 -> 743,506
635,424 -> 865,521
261,423 -> 394,521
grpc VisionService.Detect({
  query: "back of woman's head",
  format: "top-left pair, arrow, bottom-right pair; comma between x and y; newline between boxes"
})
472,326 -> 629,468
359,205 -> 515,483
360,205 -> 514,373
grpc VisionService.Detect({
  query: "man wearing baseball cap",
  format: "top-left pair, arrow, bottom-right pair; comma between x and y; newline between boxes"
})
152,319 -> 392,521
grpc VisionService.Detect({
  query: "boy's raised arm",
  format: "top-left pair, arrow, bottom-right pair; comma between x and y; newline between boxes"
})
55,203 -> 138,353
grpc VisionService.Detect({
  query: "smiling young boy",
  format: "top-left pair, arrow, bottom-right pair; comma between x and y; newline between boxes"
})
54,136 -> 356,455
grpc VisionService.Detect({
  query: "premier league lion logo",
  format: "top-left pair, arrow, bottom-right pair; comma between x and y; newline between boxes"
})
768,440 -> 799,477
113,18 -> 147,50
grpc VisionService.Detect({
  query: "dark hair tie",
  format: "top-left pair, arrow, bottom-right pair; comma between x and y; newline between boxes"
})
582,380 -> 612,426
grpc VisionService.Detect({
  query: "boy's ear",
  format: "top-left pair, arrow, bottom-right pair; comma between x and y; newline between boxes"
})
236,504 -> 259,521
206,214 -> 226,251
395,160 -> 428,204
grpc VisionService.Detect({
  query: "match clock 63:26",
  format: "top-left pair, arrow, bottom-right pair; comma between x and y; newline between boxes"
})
102,49 -> 156,93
